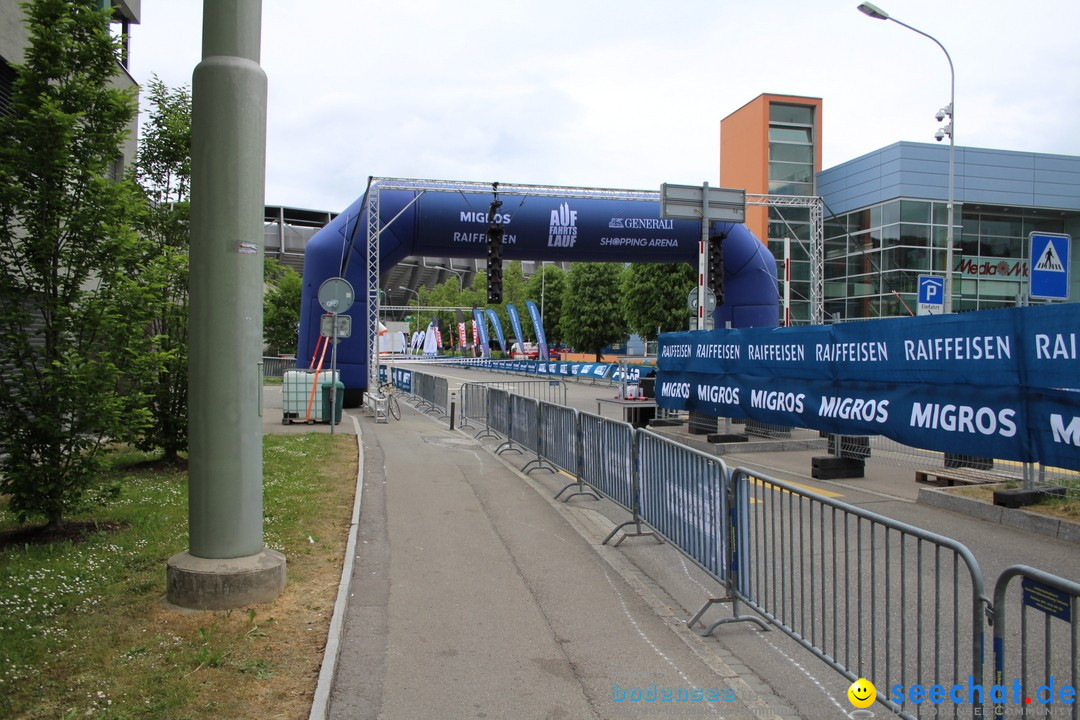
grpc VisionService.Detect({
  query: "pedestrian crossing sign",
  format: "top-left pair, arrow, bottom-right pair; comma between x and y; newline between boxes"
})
1029,232 -> 1071,300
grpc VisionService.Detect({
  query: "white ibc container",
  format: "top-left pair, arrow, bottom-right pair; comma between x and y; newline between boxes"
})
282,369 -> 339,423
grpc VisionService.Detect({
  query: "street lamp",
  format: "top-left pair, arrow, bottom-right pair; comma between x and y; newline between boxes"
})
398,285 -> 419,335
433,266 -> 464,290
858,1 -> 956,313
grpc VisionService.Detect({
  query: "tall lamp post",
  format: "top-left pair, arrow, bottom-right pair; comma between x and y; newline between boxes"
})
399,285 -> 419,335
858,2 -> 956,313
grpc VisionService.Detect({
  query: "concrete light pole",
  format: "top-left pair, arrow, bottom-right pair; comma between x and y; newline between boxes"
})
858,1 -> 956,312
167,0 -> 286,610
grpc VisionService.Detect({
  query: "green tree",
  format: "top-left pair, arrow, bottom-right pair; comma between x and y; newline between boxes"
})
503,261 -> 528,307
525,264 -> 566,344
560,263 -> 625,360
462,272 -> 488,310
132,77 -> 192,464
0,0 -> 153,525
621,262 -> 695,341
263,264 -> 302,355
264,254 -> 292,285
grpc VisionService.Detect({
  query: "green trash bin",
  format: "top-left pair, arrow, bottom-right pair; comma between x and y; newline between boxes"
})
320,381 -> 345,424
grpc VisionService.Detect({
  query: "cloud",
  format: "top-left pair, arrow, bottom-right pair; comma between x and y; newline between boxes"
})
128,0 -> 1080,213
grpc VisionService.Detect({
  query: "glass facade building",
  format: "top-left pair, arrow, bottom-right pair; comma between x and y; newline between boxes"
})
818,142 -> 1080,320
824,200 -> 1074,319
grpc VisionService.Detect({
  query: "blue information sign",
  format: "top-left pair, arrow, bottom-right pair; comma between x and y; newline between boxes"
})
1021,577 -> 1072,622
1029,232 -> 1071,300
918,275 -> 945,305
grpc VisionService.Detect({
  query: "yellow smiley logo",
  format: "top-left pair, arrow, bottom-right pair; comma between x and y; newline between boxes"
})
847,678 -> 876,709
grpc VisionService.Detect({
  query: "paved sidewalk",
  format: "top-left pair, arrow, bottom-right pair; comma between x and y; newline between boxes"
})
320,401 -> 796,720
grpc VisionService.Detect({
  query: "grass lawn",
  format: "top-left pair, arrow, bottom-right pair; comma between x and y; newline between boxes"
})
0,432 -> 356,720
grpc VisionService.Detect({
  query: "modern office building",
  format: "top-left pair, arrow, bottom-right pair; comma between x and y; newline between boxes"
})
0,0 -> 141,172
721,93 -> 1080,322
818,142 -> 1080,319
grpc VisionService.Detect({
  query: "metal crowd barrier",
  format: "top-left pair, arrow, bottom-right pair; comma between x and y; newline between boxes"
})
461,384 -> 1074,720
459,379 -> 567,429
505,393 -> 540,462
537,401 -> 577,475
409,370 -> 449,417
408,371 -> 431,410
432,376 -> 449,416
261,355 -> 296,378
992,565 -> 1079,720
572,413 -> 635,514
476,387 -> 512,444
460,383 -> 489,429
638,431 -> 728,581
730,467 -> 988,720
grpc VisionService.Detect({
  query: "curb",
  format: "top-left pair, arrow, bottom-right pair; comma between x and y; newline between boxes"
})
917,485 -> 1080,545
308,413 -> 365,720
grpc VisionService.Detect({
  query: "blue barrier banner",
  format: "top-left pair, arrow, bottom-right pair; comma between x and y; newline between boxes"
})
506,304 -> 526,355
463,358 -> 621,381
391,367 -> 413,393
472,308 -> 491,358
531,361 -> 616,379
575,363 -> 615,379
657,305 -> 1080,470
526,300 -> 549,362
486,308 -> 508,355
612,365 -> 655,383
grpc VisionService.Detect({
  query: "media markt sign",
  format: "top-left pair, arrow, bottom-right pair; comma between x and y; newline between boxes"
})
1029,232 -> 1071,300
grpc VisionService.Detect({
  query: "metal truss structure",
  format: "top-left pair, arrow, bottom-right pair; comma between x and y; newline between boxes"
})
746,193 -> 825,325
362,177 -> 665,394
359,179 -> 826,392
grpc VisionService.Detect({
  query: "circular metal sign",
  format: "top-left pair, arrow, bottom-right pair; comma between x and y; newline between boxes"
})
687,288 -> 717,313
318,277 -> 355,314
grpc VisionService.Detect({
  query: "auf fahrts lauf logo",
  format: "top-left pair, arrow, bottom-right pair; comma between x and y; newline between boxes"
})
548,202 -> 578,247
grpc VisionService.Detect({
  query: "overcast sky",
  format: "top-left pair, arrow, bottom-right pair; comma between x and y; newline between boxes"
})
127,1 -> 1080,213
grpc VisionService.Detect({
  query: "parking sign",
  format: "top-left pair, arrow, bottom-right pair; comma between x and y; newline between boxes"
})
918,275 -> 945,315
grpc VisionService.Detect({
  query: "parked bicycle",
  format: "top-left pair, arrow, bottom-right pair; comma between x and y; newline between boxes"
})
378,380 -> 401,421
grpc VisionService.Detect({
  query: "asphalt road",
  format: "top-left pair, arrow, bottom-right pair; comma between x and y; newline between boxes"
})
397,361 -> 1080,720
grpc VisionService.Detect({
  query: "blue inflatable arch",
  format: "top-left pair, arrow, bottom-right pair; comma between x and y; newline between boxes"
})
299,178 -> 779,405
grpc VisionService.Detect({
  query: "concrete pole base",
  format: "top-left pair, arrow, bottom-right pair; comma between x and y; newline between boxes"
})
166,548 -> 286,610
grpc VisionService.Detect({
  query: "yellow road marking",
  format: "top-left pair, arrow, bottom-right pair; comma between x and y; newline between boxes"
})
750,475 -> 843,499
